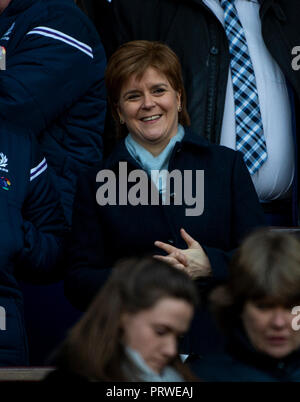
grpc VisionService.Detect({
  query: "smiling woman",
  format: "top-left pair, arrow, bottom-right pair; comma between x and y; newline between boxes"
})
105,40 -> 190,142
117,67 -> 181,156
65,40 -> 265,355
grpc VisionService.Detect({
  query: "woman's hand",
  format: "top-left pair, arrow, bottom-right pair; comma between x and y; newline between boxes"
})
154,228 -> 212,279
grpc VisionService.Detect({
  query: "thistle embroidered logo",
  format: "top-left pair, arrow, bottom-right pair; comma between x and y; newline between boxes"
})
0,153 -> 8,168
0,153 -> 8,173
1,22 -> 15,41
0,177 -> 11,191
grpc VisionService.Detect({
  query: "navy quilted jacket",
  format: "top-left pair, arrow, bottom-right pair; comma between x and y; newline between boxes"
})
0,121 -> 65,365
0,0 -> 106,224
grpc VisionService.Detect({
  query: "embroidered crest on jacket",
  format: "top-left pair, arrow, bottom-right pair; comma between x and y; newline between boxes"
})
0,177 -> 11,191
0,153 -> 8,172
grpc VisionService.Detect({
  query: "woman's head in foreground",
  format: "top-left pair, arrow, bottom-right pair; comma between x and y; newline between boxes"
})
105,40 -> 190,150
59,257 -> 198,380
212,229 -> 300,359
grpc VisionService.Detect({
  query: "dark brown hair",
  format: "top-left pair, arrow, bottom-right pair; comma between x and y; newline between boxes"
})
105,40 -> 191,139
54,257 -> 198,381
210,229 -> 300,333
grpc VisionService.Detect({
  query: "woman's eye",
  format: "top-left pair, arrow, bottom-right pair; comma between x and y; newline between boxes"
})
256,304 -> 268,310
153,88 -> 165,94
154,327 -> 167,336
126,94 -> 140,100
255,302 -> 273,310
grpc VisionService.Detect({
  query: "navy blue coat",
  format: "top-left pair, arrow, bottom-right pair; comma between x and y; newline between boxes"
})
0,121 -> 65,366
65,129 -> 265,310
0,0 -> 106,224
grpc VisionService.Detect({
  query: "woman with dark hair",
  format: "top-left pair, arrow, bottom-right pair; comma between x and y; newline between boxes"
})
46,257 -> 198,382
189,229 -> 300,381
65,40 -> 265,354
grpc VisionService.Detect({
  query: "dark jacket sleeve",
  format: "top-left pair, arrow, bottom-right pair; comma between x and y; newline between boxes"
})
64,168 -> 111,310
202,151 -> 266,282
15,138 -> 66,283
0,2 -> 106,224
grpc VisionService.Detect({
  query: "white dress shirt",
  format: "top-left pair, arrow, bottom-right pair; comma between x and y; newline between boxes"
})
203,0 -> 294,201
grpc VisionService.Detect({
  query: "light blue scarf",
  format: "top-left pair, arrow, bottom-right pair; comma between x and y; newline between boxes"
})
124,346 -> 184,382
125,124 -> 185,196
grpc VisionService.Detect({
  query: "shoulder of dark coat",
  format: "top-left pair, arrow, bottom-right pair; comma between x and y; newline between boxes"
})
13,0 -> 102,45
183,127 -> 241,158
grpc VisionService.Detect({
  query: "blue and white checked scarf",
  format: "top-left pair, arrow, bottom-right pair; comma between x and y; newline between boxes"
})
220,0 -> 267,175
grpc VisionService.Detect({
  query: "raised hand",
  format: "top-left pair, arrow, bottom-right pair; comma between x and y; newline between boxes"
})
154,228 -> 212,279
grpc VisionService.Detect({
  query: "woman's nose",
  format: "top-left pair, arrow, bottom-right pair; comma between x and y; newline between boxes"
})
162,336 -> 177,359
271,309 -> 289,328
142,93 -> 155,109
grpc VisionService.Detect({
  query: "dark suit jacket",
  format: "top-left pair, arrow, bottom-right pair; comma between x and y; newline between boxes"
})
105,0 -> 300,144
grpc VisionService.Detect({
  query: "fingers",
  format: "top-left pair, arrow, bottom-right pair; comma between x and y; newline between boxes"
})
153,254 -> 186,270
174,250 -> 188,266
154,240 -> 178,254
180,228 -> 201,249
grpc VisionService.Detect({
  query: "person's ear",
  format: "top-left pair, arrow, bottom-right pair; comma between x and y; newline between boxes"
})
117,105 -> 125,125
176,91 -> 182,112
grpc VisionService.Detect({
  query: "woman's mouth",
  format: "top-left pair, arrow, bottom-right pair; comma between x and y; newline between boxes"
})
266,336 -> 288,345
140,114 -> 161,122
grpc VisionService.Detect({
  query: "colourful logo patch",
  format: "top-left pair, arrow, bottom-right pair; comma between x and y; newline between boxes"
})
0,177 -> 11,191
